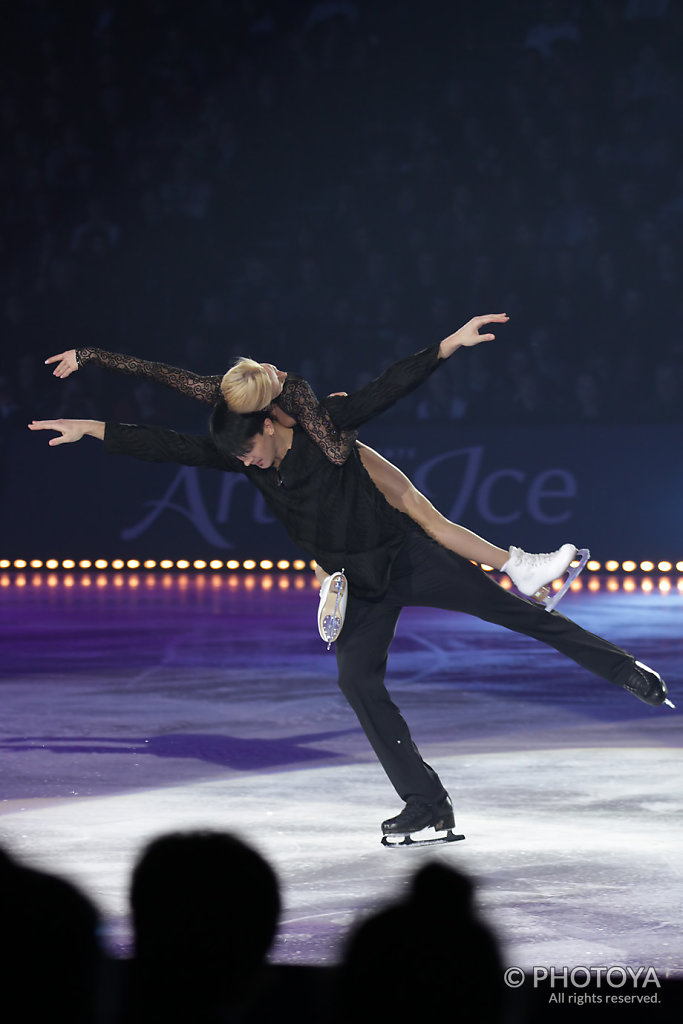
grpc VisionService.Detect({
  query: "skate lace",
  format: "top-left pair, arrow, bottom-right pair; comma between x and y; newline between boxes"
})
524,551 -> 557,567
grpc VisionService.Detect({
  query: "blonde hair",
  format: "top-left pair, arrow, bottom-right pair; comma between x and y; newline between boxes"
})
220,357 -> 273,413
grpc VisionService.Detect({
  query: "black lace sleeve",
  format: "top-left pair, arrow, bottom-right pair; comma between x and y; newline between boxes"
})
76,347 -> 223,405
321,343 -> 442,430
277,376 -> 358,465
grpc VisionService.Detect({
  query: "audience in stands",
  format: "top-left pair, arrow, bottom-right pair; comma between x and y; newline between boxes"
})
3,829 -> 679,1022
3,0 -> 683,429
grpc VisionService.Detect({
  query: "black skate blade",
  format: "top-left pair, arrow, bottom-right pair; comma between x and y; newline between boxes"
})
381,828 -> 465,849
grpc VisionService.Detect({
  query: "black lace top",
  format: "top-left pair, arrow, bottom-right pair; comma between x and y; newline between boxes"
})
103,342 -> 443,597
75,347 -> 358,465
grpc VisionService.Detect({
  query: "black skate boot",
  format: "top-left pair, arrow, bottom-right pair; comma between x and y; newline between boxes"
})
381,794 -> 465,848
615,659 -> 675,708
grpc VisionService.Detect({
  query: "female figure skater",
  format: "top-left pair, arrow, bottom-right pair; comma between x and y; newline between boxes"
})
45,334 -> 579,637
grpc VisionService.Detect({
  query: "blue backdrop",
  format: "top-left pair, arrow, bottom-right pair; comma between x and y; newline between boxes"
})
4,423 -> 680,563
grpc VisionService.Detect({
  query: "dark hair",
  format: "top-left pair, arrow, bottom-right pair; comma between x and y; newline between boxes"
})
209,399 -> 268,458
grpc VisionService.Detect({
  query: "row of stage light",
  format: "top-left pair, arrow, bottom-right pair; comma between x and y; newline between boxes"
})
2,573 -> 682,595
0,557 -> 313,572
1,558 -> 683,573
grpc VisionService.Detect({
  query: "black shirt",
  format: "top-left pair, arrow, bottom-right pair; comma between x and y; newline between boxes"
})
104,343 -> 443,599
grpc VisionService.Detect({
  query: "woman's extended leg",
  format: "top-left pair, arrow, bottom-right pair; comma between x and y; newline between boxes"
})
314,442 -> 580,647
356,442 -> 577,595
357,443 -> 508,567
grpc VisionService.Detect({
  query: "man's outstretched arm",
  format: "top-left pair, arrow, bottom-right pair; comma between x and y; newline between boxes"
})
29,419 -> 238,472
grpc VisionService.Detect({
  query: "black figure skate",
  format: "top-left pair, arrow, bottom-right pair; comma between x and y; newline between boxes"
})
381,794 -> 465,848
616,659 -> 675,709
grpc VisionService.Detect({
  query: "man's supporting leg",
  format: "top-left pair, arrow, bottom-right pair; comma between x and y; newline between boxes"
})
335,595 -> 448,805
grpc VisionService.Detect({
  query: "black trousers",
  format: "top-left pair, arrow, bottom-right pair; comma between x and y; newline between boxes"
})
334,532 -> 636,806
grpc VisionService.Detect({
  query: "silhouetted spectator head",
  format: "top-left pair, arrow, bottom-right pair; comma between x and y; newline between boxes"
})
337,863 -> 505,1022
130,830 -> 281,1017
0,850 -> 102,1024
0,844 -> 16,873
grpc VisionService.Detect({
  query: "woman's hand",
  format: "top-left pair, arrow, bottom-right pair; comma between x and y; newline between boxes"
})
438,314 -> 509,359
45,350 -> 79,378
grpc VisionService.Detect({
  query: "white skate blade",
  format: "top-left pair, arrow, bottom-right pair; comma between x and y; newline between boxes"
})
664,698 -> 676,709
544,548 -> 590,612
318,569 -> 347,649
381,827 -> 466,848
322,607 -> 343,650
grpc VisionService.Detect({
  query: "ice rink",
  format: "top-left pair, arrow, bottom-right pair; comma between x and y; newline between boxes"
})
1,569 -> 681,976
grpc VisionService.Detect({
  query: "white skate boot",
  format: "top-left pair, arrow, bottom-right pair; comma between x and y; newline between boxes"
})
317,569 -> 348,649
502,544 -> 583,606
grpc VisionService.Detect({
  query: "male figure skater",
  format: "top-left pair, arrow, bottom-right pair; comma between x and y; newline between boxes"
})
30,315 -> 673,845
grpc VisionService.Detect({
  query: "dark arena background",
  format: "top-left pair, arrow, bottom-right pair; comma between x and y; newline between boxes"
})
1,2 -> 682,1021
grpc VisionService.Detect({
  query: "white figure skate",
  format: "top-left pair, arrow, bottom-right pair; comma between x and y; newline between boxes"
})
317,569 -> 348,649
503,544 -> 589,610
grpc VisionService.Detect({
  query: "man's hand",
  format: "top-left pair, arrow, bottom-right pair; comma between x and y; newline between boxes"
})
44,350 -> 79,378
28,419 -> 105,445
438,314 -> 509,359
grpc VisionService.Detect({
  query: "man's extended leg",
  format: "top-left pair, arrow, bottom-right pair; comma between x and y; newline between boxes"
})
387,533 -> 670,705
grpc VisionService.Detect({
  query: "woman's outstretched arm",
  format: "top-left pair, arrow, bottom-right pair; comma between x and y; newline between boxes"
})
47,346 -> 360,465
45,348 -> 223,405
275,376 -> 358,465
